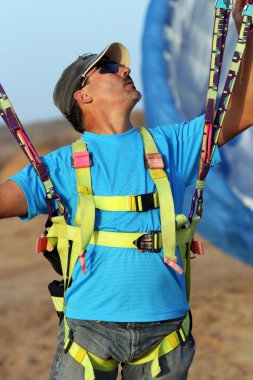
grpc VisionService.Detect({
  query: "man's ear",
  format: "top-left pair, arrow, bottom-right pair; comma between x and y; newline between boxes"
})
74,90 -> 93,104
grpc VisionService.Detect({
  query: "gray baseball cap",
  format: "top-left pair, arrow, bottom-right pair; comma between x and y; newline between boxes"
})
53,42 -> 130,118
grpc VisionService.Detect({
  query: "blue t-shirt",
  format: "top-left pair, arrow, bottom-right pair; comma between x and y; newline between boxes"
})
11,115 -> 220,322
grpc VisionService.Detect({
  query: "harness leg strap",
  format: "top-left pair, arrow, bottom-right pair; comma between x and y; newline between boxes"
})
64,337 -> 119,380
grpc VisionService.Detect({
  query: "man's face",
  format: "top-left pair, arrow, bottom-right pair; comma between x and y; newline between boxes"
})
80,58 -> 142,108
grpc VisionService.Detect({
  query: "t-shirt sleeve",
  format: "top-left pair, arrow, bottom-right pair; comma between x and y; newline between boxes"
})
9,145 -> 74,222
155,115 -> 221,187
9,162 -> 49,221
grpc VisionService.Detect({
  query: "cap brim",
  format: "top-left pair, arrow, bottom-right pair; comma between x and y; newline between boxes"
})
81,42 -> 130,79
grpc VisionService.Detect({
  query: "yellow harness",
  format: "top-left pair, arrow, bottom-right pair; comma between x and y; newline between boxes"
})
46,127 -> 200,379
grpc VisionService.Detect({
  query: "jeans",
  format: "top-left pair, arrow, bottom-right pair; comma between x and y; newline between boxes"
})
49,316 -> 196,380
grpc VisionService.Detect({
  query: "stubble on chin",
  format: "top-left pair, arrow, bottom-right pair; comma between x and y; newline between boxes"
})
123,89 -> 142,102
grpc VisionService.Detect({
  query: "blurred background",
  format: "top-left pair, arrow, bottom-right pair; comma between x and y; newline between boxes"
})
0,1 -> 253,379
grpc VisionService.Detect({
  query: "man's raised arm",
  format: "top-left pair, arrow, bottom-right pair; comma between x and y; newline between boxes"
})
219,0 -> 253,145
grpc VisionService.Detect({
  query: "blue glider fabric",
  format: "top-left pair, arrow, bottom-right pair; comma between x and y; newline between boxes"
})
10,116 -> 220,322
142,0 -> 253,265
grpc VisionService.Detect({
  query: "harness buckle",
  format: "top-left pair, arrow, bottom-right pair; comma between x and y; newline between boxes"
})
176,328 -> 187,344
145,153 -> 164,169
133,231 -> 161,252
135,193 -> 158,211
64,330 -> 74,353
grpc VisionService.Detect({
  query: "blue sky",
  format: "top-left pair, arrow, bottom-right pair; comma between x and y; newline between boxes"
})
0,0 -> 150,124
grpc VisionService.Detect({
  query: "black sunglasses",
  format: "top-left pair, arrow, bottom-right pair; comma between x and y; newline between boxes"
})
81,61 -> 121,88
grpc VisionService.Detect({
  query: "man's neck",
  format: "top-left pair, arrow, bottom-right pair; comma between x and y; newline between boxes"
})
83,107 -> 134,135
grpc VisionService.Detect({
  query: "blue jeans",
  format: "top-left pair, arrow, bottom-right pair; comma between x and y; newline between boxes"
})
49,316 -> 195,380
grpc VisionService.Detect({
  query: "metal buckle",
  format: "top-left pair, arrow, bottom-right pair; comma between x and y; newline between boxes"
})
133,231 -> 161,252
135,193 -> 157,212
176,328 -> 186,344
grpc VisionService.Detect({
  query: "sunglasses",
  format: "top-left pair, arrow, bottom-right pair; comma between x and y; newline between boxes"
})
81,61 -> 121,88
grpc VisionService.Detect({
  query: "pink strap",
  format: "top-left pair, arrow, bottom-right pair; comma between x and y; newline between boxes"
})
72,152 -> 91,168
164,257 -> 184,275
145,153 -> 164,169
202,123 -> 213,164
190,240 -> 204,255
79,250 -> 87,274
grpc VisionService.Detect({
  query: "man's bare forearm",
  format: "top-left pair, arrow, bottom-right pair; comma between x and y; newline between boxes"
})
219,31 -> 253,145
0,180 -> 28,219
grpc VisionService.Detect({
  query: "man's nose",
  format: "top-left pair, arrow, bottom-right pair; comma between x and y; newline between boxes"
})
118,66 -> 131,77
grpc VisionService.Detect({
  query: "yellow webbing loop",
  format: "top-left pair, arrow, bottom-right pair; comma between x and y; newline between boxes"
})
51,296 -> 64,312
73,139 -> 95,251
64,339 -> 118,380
177,216 -> 200,301
46,216 -> 81,288
137,127 -> 176,262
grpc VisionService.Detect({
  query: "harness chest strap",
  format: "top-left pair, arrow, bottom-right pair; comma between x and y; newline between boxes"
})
88,215 -> 199,250
76,191 -> 160,212
64,313 -> 190,380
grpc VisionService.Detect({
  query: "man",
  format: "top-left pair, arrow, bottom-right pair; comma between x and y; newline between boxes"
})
0,1 -> 252,379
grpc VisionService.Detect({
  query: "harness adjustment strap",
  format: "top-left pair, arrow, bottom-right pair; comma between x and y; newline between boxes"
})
72,151 -> 93,168
64,330 -> 74,354
79,250 -> 87,274
145,153 -> 164,169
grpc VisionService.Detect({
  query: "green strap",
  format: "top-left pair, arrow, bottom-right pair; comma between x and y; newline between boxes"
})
177,216 -> 200,301
72,139 -> 96,251
137,127 -> 177,263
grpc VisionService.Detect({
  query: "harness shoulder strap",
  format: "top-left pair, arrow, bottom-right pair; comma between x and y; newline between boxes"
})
72,139 -> 95,254
137,127 -> 182,273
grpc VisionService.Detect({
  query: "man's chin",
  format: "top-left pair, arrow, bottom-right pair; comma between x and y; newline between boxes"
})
127,89 -> 142,102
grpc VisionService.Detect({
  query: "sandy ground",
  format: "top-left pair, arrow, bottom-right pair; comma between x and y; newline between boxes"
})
0,118 -> 253,379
